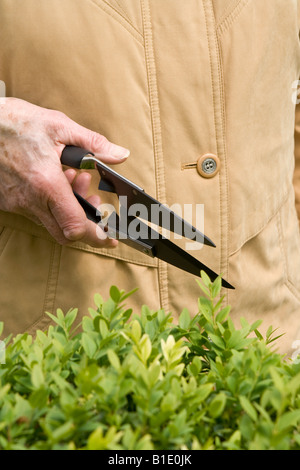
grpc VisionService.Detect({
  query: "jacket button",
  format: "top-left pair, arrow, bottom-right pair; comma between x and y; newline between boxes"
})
197,154 -> 220,178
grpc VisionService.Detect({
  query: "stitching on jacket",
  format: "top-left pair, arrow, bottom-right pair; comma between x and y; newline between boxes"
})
43,243 -> 62,318
203,0 -> 230,297
141,0 -> 169,312
276,210 -> 288,284
88,0 -> 144,46
216,0 -> 251,37
215,0 -> 242,26
229,189 -> 290,257
23,242 -> 62,334
113,0 -> 134,24
70,244 -> 158,268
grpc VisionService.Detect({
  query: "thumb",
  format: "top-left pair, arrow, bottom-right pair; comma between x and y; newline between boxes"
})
59,116 -> 130,164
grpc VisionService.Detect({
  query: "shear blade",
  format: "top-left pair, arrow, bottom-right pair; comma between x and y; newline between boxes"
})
153,237 -> 234,289
124,189 -> 216,248
96,162 -> 215,247
107,211 -> 234,289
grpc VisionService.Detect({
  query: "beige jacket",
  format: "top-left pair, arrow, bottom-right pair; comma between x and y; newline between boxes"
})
0,0 -> 300,355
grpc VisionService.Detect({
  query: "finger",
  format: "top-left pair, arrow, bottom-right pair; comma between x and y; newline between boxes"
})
64,170 -> 93,199
56,115 -> 130,164
35,200 -> 117,248
86,194 -> 101,207
46,170 -> 117,248
64,170 -> 103,224
83,219 -> 118,248
71,171 -> 92,198
64,168 -> 77,185
36,207 -> 70,245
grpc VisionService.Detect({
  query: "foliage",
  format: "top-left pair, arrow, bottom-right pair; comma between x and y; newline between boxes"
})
1,272 -> 300,450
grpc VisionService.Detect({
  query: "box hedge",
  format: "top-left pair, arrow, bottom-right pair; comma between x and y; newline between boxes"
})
1,272 -> 300,450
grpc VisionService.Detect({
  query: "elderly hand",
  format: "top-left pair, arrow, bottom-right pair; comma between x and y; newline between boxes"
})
0,98 -> 130,248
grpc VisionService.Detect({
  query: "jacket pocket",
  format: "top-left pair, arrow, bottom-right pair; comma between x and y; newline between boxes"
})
0,229 -> 61,336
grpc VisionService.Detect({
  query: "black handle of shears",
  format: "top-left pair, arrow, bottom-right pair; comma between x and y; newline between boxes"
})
61,146 -> 101,224
61,145 -> 92,168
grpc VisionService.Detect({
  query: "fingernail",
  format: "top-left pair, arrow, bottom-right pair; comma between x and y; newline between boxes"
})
110,144 -> 130,160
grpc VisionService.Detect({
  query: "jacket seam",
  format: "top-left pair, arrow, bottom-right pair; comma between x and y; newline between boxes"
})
68,244 -> 158,268
141,0 -> 169,312
203,0 -> 230,300
88,0 -> 144,46
22,242 -> 62,334
42,242 -> 62,317
229,189 -> 291,257
216,0 -> 251,37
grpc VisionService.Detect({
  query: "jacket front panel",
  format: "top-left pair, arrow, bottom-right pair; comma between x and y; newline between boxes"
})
216,0 -> 300,254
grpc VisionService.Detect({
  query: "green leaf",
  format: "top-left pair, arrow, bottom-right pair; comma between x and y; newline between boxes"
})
64,309 -> 78,330
119,287 -> 139,302
94,293 -> 103,310
14,394 -> 32,420
195,278 -> 210,297
187,356 -> 202,376
51,421 -> 75,442
46,311 -> 65,328
179,308 -> 191,330
31,364 -> 44,389
29,388 -> 49,408
0,384 -> 10,402
211,276 -> 222,298
140,335 -> 152,363
200,270 -> 212,288
107,349 -> 121,370
99,319 -> 109,339
110,285 -> 121,303
215,306 -> 231,324
209,393 -> 227,418
199,297 -> 213,323
81,333 -> 97,358
239,395 -> 257,422
196,383 -> 214,402
277,410 -> 300,433
209,333 -> 225,350
130,320 -> 142,343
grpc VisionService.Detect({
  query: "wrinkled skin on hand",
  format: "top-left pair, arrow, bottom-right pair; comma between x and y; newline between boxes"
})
0,98 -> 130,247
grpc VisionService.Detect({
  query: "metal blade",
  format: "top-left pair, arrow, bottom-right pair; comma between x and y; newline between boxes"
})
152,237 -> 235,289
95,161 -> 215,247
131,190 -> 216,248
106,212 -> 234,289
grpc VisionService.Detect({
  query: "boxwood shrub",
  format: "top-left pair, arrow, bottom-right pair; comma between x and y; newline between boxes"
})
1,272 -> 300,450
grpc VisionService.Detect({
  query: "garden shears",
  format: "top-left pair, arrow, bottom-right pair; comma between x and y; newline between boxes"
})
61,146 -> 234,289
